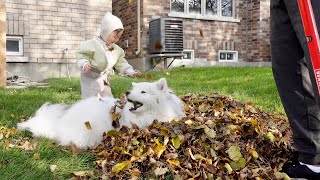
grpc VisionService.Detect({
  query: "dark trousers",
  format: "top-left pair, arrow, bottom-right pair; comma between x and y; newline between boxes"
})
270,0 -> 320,164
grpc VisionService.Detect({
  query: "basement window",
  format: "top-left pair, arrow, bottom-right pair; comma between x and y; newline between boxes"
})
6,36 -> 23,56
181,49 -> 194,62
218,50 -> 238,62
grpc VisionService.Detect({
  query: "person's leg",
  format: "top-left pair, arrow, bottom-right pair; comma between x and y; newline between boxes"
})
80,72 -> 102,99
271,0 -> 320,166
284,0 -> 320,165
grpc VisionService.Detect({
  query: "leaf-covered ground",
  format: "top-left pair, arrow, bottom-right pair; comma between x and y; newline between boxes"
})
1,93 -> 293,179
93,93 -> 293,179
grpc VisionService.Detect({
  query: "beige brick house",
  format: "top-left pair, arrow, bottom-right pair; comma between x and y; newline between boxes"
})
6,0 -> 271,81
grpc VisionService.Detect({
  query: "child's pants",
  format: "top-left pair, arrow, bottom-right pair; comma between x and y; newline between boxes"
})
80,70 -> 113,99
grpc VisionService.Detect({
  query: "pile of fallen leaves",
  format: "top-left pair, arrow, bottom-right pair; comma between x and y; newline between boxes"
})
92,93 -> 293,179
0,126 -> 39,152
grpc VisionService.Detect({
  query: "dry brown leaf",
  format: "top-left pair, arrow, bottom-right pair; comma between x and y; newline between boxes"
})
153,138 -> 166,158
84,121 -> 92,130
70,171 -> 87,177
154,167 -> 168,176
112,161 -> 132,173
184,119 -> 193,125
20,141 -> 38,151
199,28 -> 204,38
71,144 -> 80,155
166,159 -> 180,167
145,73 -> 154,80
50,165 -> 57,172
33,153 -> 41,159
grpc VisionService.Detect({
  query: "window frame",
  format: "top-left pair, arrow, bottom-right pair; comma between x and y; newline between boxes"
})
169,0 -> 239,23
181,49 -> 195,62
6,35 -> 24,56
176,49 -> 195,62
218,50 -> 238,62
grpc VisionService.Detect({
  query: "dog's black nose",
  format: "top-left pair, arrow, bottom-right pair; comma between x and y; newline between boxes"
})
126,91 -> 130,96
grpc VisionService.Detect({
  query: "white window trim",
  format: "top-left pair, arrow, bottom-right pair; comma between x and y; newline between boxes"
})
6,36 -> 24,56
169,0 -> 240,23
218,50 -> 238,62
180,49 -> 195,62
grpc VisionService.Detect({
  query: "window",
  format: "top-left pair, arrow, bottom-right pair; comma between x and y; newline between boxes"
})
170,0 -> 236,21
206,0 -> 218,16
181,49 -> 194,62
221,0 -> 233,17
189,0 -> 201,14
171,0 -> 185,13
218,50 -> 238,62
6,36 -> 23,56
169,49 -> 194,68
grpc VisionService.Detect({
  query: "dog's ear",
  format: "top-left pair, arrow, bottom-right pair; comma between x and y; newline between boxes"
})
156,78 -> 168,91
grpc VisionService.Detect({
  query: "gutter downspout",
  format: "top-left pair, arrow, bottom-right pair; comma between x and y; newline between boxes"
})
135,0 -> 141,55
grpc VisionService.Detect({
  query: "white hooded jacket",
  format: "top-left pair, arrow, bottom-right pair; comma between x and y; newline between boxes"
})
76,12 -> 135,99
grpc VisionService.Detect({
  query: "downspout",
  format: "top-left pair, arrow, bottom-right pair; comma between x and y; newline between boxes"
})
135,0 -> 141,55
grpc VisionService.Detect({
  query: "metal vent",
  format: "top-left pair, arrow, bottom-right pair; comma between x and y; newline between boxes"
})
149,18 -> 183,54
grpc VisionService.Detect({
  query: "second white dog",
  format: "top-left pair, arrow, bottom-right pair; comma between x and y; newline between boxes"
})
17,78 -> 185,149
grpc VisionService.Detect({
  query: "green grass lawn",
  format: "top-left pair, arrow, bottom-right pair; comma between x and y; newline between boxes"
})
0,66 -> 285,179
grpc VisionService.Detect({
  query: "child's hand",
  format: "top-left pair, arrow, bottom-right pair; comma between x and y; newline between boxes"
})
83,63 -> 93,73
132,71 -> 142,77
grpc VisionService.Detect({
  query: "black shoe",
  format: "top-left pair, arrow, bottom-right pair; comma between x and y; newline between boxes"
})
283,162 -> 320,179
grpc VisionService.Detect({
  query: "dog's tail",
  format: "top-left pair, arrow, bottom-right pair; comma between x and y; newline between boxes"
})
17,103 -> 69,138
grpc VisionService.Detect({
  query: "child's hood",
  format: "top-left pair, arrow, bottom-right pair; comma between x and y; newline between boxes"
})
100,12 -> 124,41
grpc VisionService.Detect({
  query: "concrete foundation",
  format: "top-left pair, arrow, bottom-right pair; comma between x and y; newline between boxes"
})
6,62 -> 80,82
128,57 -> 271,72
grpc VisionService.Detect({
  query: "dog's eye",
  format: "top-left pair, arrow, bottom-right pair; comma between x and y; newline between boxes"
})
141,91 -> 146,94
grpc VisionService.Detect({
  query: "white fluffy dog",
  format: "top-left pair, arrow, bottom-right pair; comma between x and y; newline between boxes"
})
17,96 -> 117,149
17,78 -> 185,149
119,78 -> 185,129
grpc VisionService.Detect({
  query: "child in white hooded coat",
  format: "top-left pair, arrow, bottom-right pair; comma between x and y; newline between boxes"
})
76,12 -> 141,99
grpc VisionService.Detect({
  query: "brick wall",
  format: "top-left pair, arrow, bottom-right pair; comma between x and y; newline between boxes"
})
6,0 -> 112,64
246,0 -> 271,62
112,0 -> 138,58
113,0 -> 271,62
259,0 -> 271,61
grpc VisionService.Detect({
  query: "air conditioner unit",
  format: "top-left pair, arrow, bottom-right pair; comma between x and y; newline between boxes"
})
149,18 -> 184,54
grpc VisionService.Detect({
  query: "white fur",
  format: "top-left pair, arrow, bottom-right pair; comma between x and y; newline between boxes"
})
119,78 -> 185,129
17,78 -> 185,149
17,96 -> 116,149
